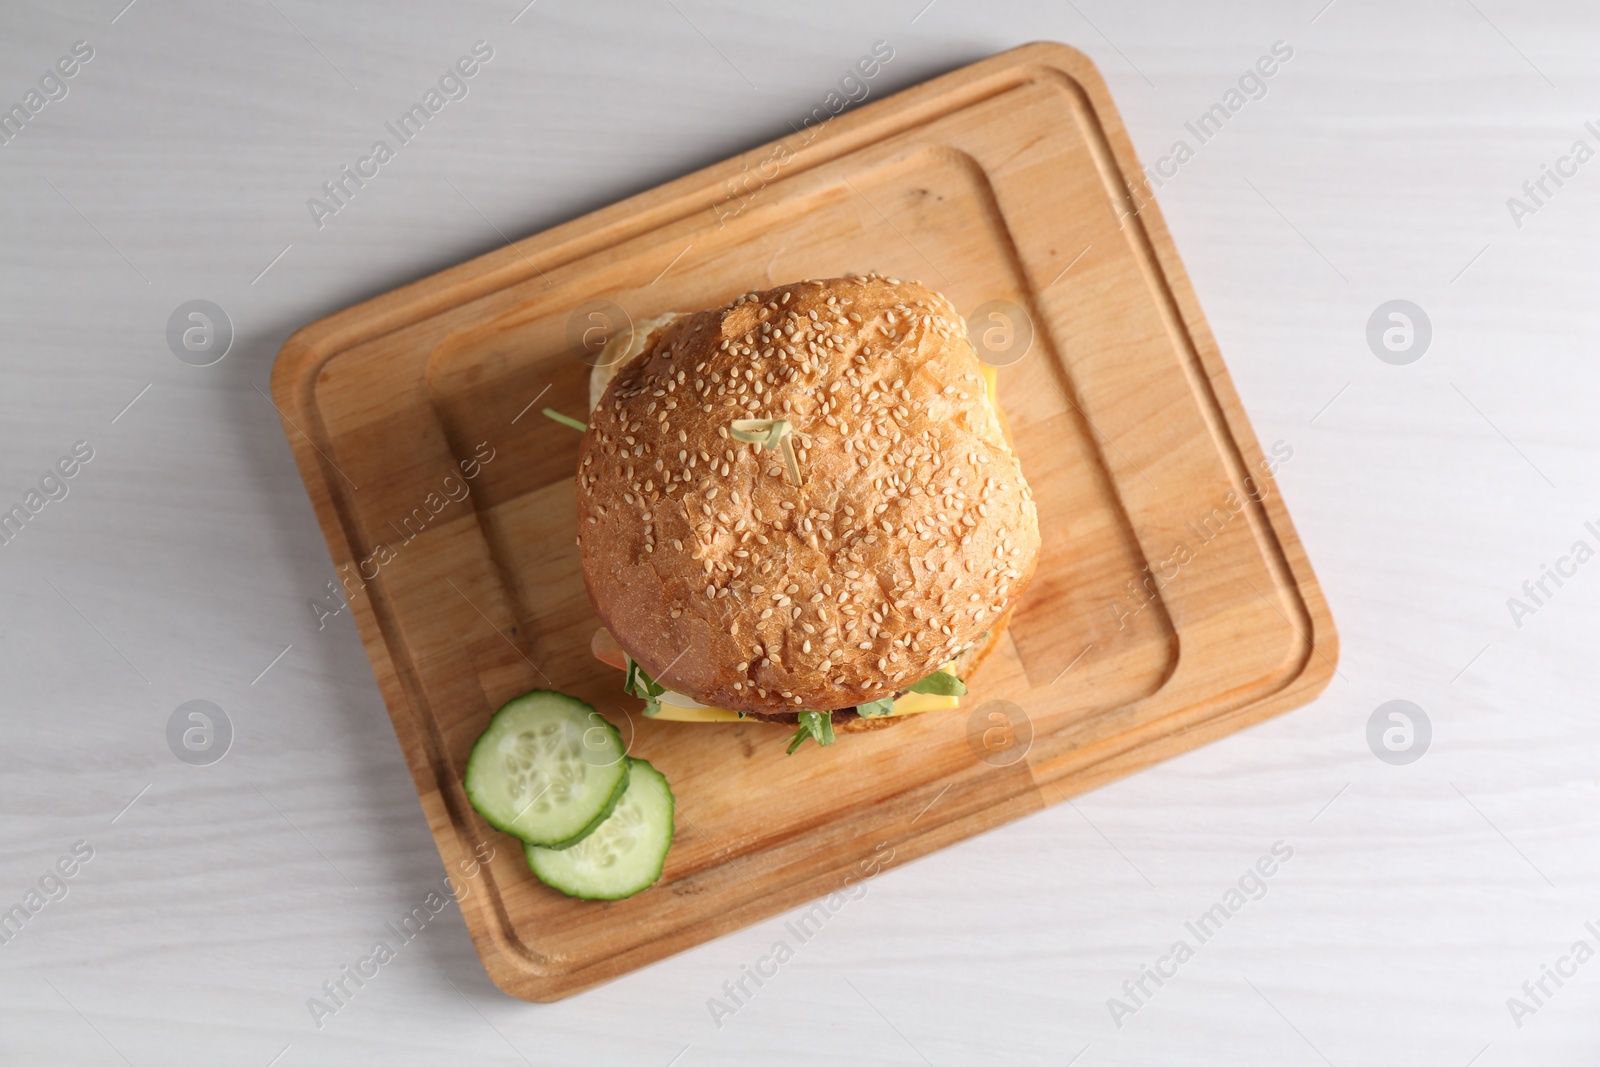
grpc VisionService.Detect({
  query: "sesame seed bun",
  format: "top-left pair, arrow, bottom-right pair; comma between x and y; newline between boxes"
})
576,275 -> 1040,717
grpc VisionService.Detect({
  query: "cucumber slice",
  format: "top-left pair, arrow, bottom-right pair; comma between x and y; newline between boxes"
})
464,691 -> 630,849
526,758 -> 675,900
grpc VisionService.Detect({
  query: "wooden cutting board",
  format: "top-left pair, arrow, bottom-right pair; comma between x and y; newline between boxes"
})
271,41 -> 1336,1002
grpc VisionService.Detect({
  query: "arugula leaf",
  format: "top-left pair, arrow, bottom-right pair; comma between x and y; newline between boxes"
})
856,697 -> 897,718
542,408 -> 588,432
623,657 -> 666,717
785,710 -> 835,754
907,669 -> 967,696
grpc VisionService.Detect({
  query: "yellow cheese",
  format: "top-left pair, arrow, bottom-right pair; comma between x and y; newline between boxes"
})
880,691 -> 960,717
647,704 -> 745,723
979,362 -> 998,406
646,691 -> 958,723
644,663 -> 963,723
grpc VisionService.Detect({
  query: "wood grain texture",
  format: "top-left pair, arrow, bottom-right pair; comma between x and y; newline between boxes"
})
270,42 -> 1335,1001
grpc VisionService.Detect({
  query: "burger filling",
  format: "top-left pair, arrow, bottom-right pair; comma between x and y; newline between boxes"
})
594,624 -> 977,727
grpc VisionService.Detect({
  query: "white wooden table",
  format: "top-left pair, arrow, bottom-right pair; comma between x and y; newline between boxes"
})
2,2 -> 1596,1063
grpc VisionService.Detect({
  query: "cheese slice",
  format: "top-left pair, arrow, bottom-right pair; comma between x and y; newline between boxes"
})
644,661 -> 962,723
880,691 -> 960,717
648,703 -> 746,723
646,690 -> 959,723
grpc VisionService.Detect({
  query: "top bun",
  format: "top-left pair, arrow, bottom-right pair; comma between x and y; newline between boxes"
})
576,275 -> 1040,714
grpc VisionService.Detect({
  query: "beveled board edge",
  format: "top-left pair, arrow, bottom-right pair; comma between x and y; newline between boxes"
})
270,41 -> 1337,1002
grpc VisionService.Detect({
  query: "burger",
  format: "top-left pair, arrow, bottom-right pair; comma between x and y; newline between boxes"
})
574,274 -> 1040,751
